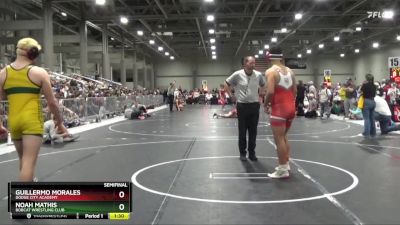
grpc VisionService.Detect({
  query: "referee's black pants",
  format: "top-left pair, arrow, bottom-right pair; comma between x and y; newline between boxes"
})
237,102 -> 260,157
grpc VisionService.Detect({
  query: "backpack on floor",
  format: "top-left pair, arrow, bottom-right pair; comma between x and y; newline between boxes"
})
305,110 -> 317,118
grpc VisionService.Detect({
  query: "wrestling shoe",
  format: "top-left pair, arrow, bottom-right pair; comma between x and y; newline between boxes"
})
268,166 -> 289,179
275,163 -> 291,171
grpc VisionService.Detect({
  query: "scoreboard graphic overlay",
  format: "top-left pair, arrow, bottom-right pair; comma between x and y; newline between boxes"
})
8,182 -> 131,220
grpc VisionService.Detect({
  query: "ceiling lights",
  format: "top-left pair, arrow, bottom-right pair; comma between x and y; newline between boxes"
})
165,52 -> 170,56
397,35 -> 400,41
295,13 -> 303,20
120,16 -> 128,24
158,46 -> 164,51
95,0 -> 106,5
206,8 -> 216,60
170,56 -> 175,60
271,37 -> 277,43
264,44 -> 270,49
258,50 -> 263,55
318,43 -> 324,49
297,54 -> 302,58
149,40 -> 155,45
355,27 -> 362,32
382,10 -> 394,19
137,30 -> 144,36
340,53 -> 345,58
355,49 -> 360,53
281,28 -> 288,33
255,55 -> 259,58
372,42 -> 379,48
61,12 -> 67,17
206,15 -> 215,22
334,36 -> 340,42
307,49 -> 312,54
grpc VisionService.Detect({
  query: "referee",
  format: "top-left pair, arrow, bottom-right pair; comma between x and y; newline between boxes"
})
225,56 -> 265,161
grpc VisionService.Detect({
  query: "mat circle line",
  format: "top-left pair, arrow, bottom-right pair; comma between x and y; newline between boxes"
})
131,156 -> 359,204
109,120 -> 351,138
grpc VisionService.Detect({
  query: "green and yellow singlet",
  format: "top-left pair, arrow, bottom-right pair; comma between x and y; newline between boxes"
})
4,65 -> 43,139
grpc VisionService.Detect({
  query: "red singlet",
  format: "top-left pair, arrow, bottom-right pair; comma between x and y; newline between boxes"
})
270,69 -> 295,128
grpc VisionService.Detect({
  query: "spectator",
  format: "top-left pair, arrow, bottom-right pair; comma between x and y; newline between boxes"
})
360,74 -> 376,137
43,117 -> 79,144
308,81 -> 317,98
124,101 -> 150,120
205,92 -> 213,104
319,82 -> 332,119
305,93 -> 318,118
387,82 -> 400,120
175,93 -> 184,111
296,80 -> 306,116
344,78 -> 357,118
374,93 -> 400,134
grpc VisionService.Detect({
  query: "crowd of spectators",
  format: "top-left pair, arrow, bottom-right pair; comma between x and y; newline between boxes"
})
50,73 -> 162,99
297,78 -> 399,119
162,86 -> 234,106
296,77 -> 400,135
0,70 -> 163,133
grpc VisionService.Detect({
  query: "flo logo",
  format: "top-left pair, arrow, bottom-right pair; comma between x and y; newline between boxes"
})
367,11 -> 382,18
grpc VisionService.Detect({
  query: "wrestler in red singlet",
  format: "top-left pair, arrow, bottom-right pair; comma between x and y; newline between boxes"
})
264,46 -> 296,179
270,68 -> 296,128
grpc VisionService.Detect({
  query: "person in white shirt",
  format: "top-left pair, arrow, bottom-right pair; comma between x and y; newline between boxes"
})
205,92 -> 213,104
308,81 -> 317,98
387,82 -> 399,104
194,90 -> 200,103
374,94 -> 400,134
318,82 -> 332,119
305,93 -> 318,118
175,93 -> 184,111
43,118 -> 79,144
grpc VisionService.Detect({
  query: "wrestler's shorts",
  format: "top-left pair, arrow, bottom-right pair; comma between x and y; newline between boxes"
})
270,103 -> 295,128
9,113 -> 43,140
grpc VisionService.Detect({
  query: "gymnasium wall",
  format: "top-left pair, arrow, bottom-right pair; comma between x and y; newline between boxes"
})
353,45 -> 400,84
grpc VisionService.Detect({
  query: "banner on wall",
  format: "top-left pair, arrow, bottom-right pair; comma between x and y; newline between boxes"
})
389,57 -> 400,82
323,69 -> 332,87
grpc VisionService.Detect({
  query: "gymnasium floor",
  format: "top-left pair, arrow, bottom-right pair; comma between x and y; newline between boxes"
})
1,104 -> 400,225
